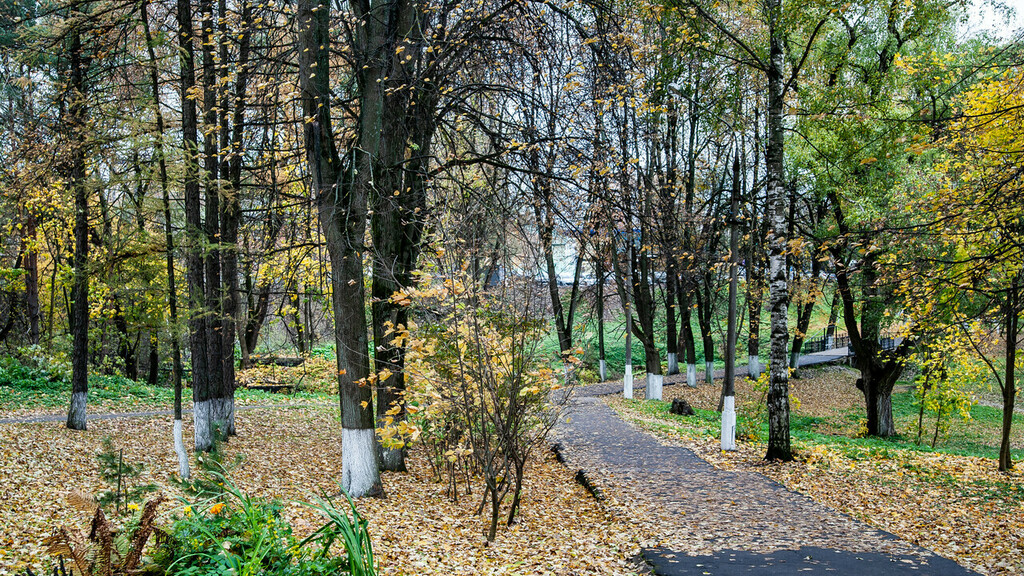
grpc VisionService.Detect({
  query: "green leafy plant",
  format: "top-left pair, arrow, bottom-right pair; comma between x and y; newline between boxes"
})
95,438 -> 157,517
158,465 -> 376,576
297,488 -> 377,576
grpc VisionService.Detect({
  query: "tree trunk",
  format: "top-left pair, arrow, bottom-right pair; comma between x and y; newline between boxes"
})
24,212 -> 40,345
143,0 -> 189,478
177,0 -> 211,451
721,154 -> 740,449
66,29 -> 89,432
678,289 -> 698,387
999,278 -> 1019,471
198,0 -> 226,444
218,0 -> 251,437
764,6 -> 792,462
298,0 -> 380,497
696,286 -> 715,386
789,256 -> 821,378
595,247 -> 607,381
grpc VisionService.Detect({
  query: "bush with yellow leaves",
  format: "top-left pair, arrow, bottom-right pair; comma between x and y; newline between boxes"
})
376,261 -> 576,542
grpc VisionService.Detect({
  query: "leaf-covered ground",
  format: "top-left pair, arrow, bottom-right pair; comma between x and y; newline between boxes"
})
609,366 -> 1024,575
0,407 -> 641,576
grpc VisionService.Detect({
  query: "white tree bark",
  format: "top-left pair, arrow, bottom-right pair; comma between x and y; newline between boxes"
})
599,359 -> 607,382
748,355 -> 761,379
343,428 -> 381,497
174,418 -> 190,479
67,391 -> 87,430
721,395 -> 736,451
704,361 -> 714,385
623,364 -> 633,399
194,399 -> 213,452
666,352 -> 678,376
686,363 -> 697,388
645,373 -> 662,400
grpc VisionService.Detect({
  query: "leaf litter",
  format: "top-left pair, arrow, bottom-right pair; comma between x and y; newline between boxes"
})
0,406 -> 640,575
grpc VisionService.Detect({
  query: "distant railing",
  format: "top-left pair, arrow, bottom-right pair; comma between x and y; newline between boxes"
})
801,329 -> 848,354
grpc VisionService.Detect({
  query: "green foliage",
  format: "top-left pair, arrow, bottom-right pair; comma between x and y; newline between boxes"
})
297,491 -> 376,576
94,437 -> 157,517
156,471 -> 375,576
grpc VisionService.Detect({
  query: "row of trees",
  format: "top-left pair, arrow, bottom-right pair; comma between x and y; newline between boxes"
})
1,0 -> 1021,503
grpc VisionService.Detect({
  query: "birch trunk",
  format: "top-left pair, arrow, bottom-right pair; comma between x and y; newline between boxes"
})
764,8 -> 792,461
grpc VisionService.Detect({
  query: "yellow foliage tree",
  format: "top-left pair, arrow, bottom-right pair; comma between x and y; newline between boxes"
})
900,66 -> 1024,471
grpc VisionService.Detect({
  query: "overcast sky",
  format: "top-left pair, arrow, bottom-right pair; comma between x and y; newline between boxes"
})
963,0 -> 1024,40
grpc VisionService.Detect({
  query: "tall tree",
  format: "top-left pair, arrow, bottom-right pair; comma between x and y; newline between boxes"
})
296,0 -> 380,497
65,19 -> 92,431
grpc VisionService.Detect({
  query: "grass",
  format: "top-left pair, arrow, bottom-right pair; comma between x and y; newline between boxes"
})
617,371 -> 1024,462
0,356 -> 333,416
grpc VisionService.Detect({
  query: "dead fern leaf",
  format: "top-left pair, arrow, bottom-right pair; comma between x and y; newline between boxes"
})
67,491 -> 98,514
44,528 -> 90,576
121,494 -> 165,572
88,507 -> 115,576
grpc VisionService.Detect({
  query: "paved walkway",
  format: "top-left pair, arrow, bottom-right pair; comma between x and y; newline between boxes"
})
554,356 -> 979,576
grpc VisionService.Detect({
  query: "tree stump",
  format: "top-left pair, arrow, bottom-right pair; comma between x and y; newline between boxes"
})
670,398 -> 695,416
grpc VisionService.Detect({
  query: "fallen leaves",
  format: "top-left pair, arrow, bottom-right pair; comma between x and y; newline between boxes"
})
0,406 -> 640,576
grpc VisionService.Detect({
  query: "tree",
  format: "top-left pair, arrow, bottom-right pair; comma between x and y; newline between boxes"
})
63,7 -> 95,431
899,64 -> 1024,469
673,0 -> 831,460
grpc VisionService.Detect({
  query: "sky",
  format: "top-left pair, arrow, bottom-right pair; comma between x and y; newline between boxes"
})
963,0 -> 1024,40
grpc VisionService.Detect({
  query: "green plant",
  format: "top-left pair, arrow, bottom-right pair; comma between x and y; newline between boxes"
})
298,488 -> 377,576
159,478 -> 297,576
736,372 -> 770,441
156,472 -> 375,576
95,438 -> 157,517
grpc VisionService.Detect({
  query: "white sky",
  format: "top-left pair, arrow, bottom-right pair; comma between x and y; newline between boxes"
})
963,0 -> 1024,40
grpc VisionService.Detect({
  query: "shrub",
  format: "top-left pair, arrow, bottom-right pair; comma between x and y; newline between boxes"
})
157,471 -> 376,576
377,265 -> 575,541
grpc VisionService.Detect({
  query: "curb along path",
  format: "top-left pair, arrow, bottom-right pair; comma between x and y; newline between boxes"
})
553,363 -> 979,576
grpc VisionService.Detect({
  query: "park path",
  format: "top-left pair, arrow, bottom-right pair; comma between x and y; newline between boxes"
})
553,353 -> 980,576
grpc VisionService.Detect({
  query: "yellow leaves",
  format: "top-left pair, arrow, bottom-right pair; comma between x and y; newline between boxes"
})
859,156 -> 878,165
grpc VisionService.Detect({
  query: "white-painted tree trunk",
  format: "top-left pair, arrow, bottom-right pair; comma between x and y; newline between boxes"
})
194,399 -> 213,452
721,395 -> 736,451
790,351 -> 802,378
599,359 -> 607,382
67,391 -> 87,430
686,363 -> 697,388
666,353 -> 678,376
705,361 -> 714,385
748,355 -> 761,379
174,419 -> 191,479
645,373 -> 662,401
208,397 -> 235,436
342,428 -> 381,497
623,364 -> 633,399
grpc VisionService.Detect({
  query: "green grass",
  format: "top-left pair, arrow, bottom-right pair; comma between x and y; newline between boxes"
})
0,355 -> 331,413
620,388 -> 1024,463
